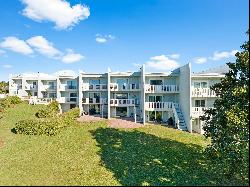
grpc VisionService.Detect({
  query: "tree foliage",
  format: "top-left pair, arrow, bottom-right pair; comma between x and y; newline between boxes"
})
202,31 -> 249,181
0,81 -> 8,94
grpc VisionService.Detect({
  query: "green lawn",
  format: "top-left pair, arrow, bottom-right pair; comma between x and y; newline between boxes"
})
0,103 -> 244,186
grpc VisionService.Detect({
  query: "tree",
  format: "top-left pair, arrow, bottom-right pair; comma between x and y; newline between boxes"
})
202,31 -> 249,182
0,81 -> 9,94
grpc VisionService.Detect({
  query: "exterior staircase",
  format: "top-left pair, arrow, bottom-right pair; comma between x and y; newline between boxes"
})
174,105 -> 188,131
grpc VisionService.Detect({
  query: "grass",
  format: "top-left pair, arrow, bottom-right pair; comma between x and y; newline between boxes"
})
0,103 -> 247,186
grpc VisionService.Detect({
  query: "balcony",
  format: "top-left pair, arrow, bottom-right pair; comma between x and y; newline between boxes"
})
56,97 -> 78,103
40,85 -> 57,91
145,102 -> 175,111
25,85 -> 38,90
82,83 -> 107,91
59,85 -> 78,91
110,99 -> 136,106
192,88 -> 217,97
191,107 -> 210,117
145,84 -> 179,93
110,83 -> 140,91
82,98 -> 107,104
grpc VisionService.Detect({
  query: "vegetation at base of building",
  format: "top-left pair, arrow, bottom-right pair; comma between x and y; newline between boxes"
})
0,81 -> 8,94
0,96 -> 22,118
13,118 -> 64,136
35,100 -> 60,118
14,100 -> 80,136
61,107 -> 80,125
202,30 -> 249,182
0,103 -> 247,186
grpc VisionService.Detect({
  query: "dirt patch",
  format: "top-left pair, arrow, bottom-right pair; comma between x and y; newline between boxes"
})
77,115 -> 143,129
77,115 -> 106,123
108,118 -> 143,129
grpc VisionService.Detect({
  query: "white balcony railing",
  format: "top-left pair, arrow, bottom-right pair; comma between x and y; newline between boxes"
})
110,99 -> 136,106
110,83 -> 140,91
59,85 -> 78,91
145,102 -> 174,111
82,83 -> 107,91
145,84 -> 179,93
25,85 -> 38,90
191,107 -> 211,117
56,97 -> 78,103
192,88 -> 217,97
82,98 -> 107,104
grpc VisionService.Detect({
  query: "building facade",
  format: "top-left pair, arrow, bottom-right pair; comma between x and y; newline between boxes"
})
9,63 -> 226,134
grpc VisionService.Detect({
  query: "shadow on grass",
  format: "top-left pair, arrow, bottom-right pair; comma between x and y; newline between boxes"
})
91,128 -> 220,186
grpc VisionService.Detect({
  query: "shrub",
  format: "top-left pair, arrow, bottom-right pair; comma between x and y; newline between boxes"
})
14,118 -> 64,136
62,107 -> 80,125
6,96 -> 22,105
35,101 -> 60,118
48,100 -> 60,112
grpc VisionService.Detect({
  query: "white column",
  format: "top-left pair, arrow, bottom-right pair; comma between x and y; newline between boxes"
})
78,74 -> 83,115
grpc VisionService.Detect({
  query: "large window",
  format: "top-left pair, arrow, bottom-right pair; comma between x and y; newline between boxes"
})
194,82 -> 208,88
48,81 -> 56,89
67,80 -> 77,89
150,80 -> 163,85
149,96 -> 162,102
195,100 -> 205,107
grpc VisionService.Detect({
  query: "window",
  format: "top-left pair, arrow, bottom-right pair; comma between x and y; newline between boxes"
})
148,96 -> 162,102
34,92 -> 37,96
67,80 -> 77,89
49,82 -> 55,89
150,80 -> 163,85
115,93 -> 128,99
70,93 -> 77,97
195,100 -> 205,107
89,79 -> 100,85
116,79 -> 128,90
194,82 -> 208,88
49,93 -> 56,98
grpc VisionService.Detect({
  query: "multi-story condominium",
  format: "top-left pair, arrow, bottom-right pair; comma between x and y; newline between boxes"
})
9,63 -> 227,134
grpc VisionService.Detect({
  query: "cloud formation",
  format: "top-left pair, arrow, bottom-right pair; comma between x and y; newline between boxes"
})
62,49 -> 84,63
21,0 -> 90,30
209,50 -> 239,61
95,34 -> 115,43
145,55 -> 180,71
193,57 -> 207,64
0,36 -> 33,55
0,36 -> 84,63
27,36 -> 62,58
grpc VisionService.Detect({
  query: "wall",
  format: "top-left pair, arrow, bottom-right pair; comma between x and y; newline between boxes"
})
179,63 -> 191,132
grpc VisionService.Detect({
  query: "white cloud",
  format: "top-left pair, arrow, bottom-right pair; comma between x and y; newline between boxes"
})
95,34 -> 115,43
21,0 -> 90,30
145,55 -> 180,71
26,36 -> 62,58
193,57 -> 207,64
61,49 -> 84,63
2,64 -> 12,68
210,49 -> 239,61
168,54 -> 180,59
95,37 -> 107,43
0,36 -> 33,55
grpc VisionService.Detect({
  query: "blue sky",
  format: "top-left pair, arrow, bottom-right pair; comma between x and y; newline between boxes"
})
0,0 -> 249,81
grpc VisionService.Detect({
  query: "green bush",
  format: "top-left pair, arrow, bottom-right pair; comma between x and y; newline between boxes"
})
62,107 -> 80,125
35,101 -> 60,118
6,96 -> 22,105
14,118 -> 64,136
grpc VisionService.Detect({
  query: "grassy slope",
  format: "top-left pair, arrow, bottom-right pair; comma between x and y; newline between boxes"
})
0,103 -> 244,186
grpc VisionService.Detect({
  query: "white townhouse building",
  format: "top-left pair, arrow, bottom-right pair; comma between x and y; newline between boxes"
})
9,63 -> 227,134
